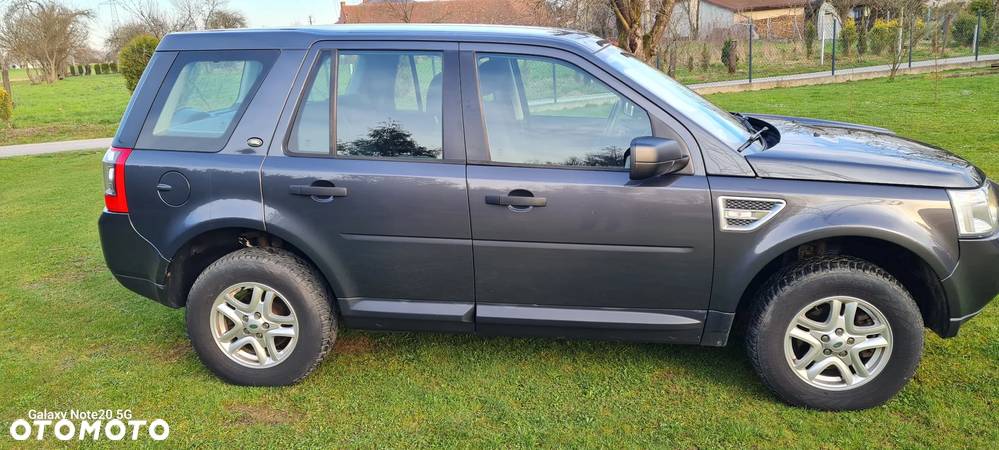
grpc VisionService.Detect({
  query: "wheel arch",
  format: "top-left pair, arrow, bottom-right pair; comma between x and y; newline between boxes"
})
729,233 -> 952,338
162,225 -> 341,309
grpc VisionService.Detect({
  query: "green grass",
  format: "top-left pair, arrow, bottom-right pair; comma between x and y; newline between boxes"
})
0,74 -> 131,146
1,72 -> 998,448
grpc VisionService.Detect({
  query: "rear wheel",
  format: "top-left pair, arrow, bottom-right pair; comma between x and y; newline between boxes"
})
186,247 -> 335,385
746,256 -> 924,410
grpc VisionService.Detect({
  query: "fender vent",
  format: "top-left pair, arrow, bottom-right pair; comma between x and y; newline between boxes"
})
718,196 -> 786,232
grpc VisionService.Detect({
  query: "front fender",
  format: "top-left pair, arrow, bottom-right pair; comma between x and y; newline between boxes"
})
706,176 -> 959,313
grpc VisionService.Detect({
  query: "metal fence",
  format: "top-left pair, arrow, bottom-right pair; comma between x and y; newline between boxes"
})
657,6 -> 996,87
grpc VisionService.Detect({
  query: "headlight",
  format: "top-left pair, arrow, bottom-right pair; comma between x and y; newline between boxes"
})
948,182 -> 999,238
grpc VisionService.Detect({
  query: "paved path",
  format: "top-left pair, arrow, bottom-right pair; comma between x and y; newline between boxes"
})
0,137 -> 112,158
689,54 -> 999,92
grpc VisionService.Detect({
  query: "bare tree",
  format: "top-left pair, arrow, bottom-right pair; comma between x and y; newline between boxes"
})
609,0 -> 677,61
0,0 -> 92,84
875,0 -> 926,78
205,9 -> 247,29
538,0 -> 614,37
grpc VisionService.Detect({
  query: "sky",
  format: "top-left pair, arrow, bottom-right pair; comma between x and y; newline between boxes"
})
67,0 -> 365,49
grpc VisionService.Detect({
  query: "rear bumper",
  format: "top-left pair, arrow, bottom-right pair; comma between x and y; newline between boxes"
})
940,234 -> 999,337
98,211 -> 178,308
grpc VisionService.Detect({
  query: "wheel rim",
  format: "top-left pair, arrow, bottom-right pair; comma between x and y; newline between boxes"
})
783,296 -> 893,391
210,282 -> 299,369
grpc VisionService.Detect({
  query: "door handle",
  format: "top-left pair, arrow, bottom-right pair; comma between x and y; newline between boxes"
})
485,195 -> 547,207
289,185 -> 348,197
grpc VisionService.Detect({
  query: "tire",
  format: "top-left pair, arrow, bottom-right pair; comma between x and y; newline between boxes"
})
186,247 -> 336,386
745,256 -> 924,410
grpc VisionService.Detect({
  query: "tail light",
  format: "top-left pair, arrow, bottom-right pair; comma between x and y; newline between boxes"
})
103,147 -> 133,213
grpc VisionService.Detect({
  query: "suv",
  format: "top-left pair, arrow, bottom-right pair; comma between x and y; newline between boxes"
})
98,25 -> 997,410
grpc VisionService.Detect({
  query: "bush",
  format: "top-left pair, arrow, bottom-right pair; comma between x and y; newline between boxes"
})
699,43 -> 710,70
95,64 -> 102,75
69,65 -> 77,76
76,64 -> 84,75
840,20 -> 857,57
101,62 -> 110,74
0,87 -> 12,125
109,62 -> 118,73
805,20 -> 817,58
870,19 -> 899,55
952,13 -> 979,46
84,64 -> 91,75
721,38 -> 739,74
119,34 -> 160,92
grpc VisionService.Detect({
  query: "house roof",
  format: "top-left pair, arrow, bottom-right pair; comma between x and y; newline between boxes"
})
338,0 -> 549,26
704,0 -> 812,12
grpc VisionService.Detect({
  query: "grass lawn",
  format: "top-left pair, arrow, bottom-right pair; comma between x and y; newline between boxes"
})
0,74 -> 130,146
1,72 -> 998,448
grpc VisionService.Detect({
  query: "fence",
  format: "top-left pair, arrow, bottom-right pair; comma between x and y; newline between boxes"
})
657,6 -> 996,86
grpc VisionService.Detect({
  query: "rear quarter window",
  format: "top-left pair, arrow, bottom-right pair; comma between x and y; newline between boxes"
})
136,50 -> 278,152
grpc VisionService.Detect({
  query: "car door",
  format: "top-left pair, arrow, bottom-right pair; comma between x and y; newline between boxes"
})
460,44 -> 714,343
262,42 -> 474,333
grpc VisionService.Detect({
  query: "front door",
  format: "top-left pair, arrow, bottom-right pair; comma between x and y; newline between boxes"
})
460,45 -> 714,343
262,42 -> 474,332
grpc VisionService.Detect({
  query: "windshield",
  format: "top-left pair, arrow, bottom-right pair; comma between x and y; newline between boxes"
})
595,45 -> 756,151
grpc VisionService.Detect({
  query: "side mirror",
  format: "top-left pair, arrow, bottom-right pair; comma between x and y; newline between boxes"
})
628,136 -> 688,180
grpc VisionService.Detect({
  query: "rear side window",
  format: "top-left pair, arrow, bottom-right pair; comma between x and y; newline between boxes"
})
137,50 -> 278,152
288,50 -> 444,159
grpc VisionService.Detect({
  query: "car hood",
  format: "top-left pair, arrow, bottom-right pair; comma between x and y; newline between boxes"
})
743,114 -> 985,188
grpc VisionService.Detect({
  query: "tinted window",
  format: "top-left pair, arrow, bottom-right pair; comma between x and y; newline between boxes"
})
138,50 -> 277,152
288,52 -> 332,154
477,54 -> 652,167
336,51 -> 443,159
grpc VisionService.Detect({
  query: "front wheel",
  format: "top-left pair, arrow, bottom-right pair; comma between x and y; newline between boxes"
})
186,247 -> 336,386
746,256 -> 924,410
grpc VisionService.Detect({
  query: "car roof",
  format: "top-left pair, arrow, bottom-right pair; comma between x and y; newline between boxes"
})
157,24 -> 609,53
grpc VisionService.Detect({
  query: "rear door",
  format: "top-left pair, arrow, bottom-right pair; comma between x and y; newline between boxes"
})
261,42 -> 474,332
460,44 -> 714,343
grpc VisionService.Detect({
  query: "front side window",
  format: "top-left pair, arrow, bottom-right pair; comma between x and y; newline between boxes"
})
336,51 -> 443,159
476,53 -> 652,167
139,50 -> 277,151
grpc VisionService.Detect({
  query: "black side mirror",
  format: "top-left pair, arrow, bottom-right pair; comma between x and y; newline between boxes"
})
628,137 -> 688,180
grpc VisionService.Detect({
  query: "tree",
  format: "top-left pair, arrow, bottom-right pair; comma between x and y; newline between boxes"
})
105,21 -> 157,60
0,0 -> 92,84
205,9 -> 246,29
119,34 -> 159,92
609,0 -> 677,61
721,38 -> 738,73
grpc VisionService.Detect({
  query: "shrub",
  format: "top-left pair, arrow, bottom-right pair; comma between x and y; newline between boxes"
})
721,38 -> 739,73
69,65 -> 77,76
870,19 -> 899,54
699,43 -> 710,70
77,64 -> 84,75
94,64 -> 102,75
0,87 -> 12,125
84,64 -> 91,75
119,34 -> 160,92
840,20 -> 857,57
109,62 -> 118,73
101,62 -> 110,74
952,13 -> 979,46
805,20 -> 817,57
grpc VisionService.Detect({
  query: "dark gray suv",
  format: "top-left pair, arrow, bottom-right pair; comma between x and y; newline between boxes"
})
98,25 -> 998,410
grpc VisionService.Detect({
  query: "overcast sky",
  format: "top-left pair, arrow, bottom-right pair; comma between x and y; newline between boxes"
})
66,0 -> 364,49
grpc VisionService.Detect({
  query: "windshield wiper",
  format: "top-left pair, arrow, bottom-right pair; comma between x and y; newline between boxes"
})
737,126 -> 769,153
731,112 -> 756,132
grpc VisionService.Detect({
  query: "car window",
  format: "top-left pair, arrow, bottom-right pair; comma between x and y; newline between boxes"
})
335,51 -> 444,159
138,50 -> 278,152
288,52 -> 332,154
476,53 -> 652,168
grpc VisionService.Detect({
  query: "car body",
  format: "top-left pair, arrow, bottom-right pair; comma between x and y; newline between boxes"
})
98,25 -> 998,410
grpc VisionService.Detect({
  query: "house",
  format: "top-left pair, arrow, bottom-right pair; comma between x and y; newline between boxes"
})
337,0 -> 549,27
673,0 -> 840,39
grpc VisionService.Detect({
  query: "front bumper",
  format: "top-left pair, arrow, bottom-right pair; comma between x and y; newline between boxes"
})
939,233 -> 999,337
98,211 -> 177,307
